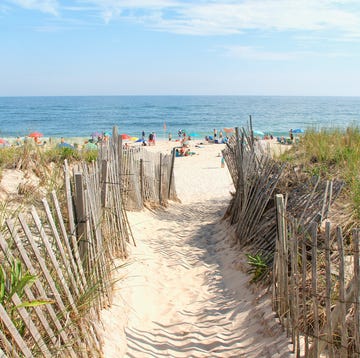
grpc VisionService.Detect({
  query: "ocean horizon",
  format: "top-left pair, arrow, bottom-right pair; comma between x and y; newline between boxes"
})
1,95 -> 359,139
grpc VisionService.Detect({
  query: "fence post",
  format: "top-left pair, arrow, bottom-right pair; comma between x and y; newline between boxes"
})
353,229 -> 360,356
275,194 -> 288,329
159,153 -> 163,205
74,173 -> 87,261
140,158 -> 144,205
101,160 -> 108,208
337,227 -> 348,355
325,221 -> 334,358
168,148 -> 176,199
310,221 -> 319,358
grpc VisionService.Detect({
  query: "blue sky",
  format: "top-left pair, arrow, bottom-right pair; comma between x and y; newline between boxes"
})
1,0 -> 360,96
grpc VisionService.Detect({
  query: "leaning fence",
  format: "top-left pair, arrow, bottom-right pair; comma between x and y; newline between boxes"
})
0,127 -> 177,357
223,125 -> 359,357
274,194 -> 360,357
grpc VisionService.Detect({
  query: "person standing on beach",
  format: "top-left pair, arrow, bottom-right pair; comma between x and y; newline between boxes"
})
168,133 -> 172,141
142,130 -> 145,140
214,129 -> 217,139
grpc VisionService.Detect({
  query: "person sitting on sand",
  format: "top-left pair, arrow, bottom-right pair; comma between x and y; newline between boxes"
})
15,136 -> 22,146
148,133 -> 154,145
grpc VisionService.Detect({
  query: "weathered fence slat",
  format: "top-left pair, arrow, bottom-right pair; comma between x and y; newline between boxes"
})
4,220 -> 79,356
354,229 -> 360,356
309,222 -> 319,358
0,303 -> 33,358
325,221 -> 334,358
50,191 -> 86,294
11,293 -> 52,358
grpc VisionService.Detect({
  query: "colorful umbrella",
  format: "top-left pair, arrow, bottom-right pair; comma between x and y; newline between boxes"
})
189,132 -> 201,138
57,142 -> 73,148
0,138 -> 7,144
130,136 -> 139,141
292,128 -> 304,134
29,131 -> 43,138
85,142 -> 98,150
253,130 -> 265,136
121,133 -> 131,140
91,131 -> 101,138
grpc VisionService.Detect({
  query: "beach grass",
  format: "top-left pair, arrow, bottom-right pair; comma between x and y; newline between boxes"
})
279,126 -> 360,220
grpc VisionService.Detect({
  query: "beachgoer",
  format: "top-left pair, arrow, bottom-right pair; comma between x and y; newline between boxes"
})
214,129 -> 217,138
221,156 -> 225,168
168,133 -> 172,141
148,133 -> 154,145
142,130 -> 145,140
289,129 -> 294,141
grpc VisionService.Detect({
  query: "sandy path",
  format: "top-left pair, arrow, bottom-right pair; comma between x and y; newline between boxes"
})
101,142 -> 293,357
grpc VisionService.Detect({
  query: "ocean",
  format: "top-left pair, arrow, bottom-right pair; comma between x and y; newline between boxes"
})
0,96 -> 359,139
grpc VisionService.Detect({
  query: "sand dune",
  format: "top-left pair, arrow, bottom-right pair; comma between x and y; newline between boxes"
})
101,141 -> 293,357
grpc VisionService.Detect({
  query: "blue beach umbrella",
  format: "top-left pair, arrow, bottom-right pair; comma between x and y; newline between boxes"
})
253,130 -> 265,136
57,142 -> 73,148
189,132 -> 200,138
292,128 -> 304,134
135,138 -> 145,143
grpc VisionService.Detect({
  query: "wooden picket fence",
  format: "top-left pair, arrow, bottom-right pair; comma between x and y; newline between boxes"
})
274,194 -> 360,357
0,127 -> 177,357
223,125 -> 359,357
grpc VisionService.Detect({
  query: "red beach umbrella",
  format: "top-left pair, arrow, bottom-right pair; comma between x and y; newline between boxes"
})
29,131 -> 43,138
121,133 -> 131,140
0,138 -> 7,144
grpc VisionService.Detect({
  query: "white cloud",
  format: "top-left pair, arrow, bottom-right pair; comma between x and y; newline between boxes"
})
7,0 -> 360,39
9,0 -> 59,15
79,0 -> 360,37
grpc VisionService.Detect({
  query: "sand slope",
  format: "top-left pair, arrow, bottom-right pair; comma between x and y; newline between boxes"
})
101,142 -> 293,357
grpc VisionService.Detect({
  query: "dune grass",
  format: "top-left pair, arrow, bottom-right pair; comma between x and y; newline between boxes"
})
280,126 -> 360,220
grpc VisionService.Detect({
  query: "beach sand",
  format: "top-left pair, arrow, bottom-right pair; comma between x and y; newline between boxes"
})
100,140 -> 293,357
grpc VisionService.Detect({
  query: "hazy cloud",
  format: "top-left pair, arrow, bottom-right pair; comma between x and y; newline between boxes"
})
9,0 -> 59,15
81,0 -> 360,37
7,0 -> 360,38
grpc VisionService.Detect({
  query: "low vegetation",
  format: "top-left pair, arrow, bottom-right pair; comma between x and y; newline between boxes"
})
279,126 -> 360,222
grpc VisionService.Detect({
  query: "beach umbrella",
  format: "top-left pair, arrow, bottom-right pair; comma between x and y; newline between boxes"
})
135,138 -> 145,143
104,131 -> 111,137
29,131 -> 43,138
0,138 -> 7,144
223,127 -> 235,134
130,136 -> 139,141
189,132 -> 201,138
292,128 -> 304,134
57,142 -> 73,148
253,130 -> 265,136
121,133 -> 131,140
91,131 -> 101,138
85,142 -> 98,150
